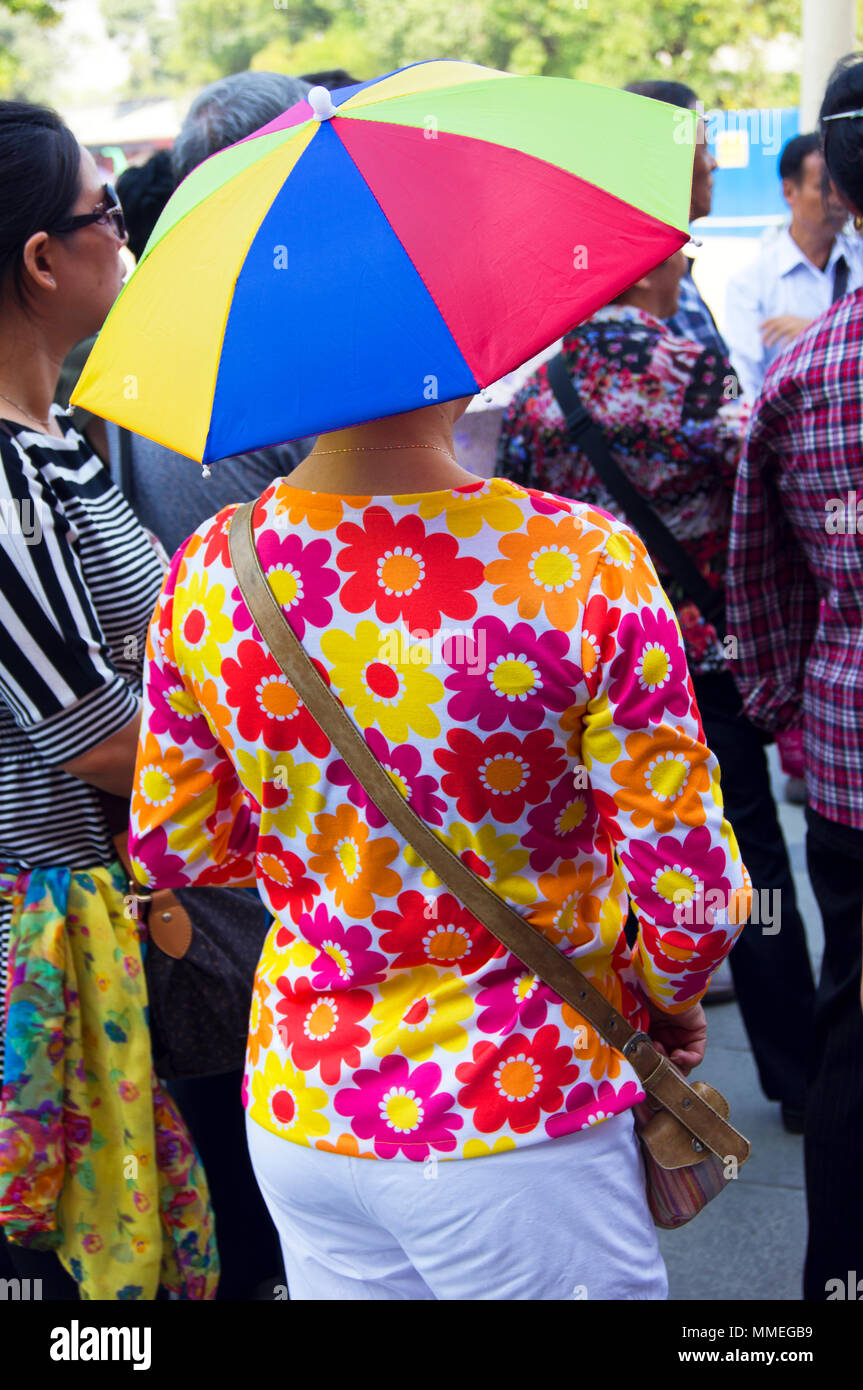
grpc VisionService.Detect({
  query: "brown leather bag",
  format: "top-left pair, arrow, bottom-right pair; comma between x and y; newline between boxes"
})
228,499 -> 751,1223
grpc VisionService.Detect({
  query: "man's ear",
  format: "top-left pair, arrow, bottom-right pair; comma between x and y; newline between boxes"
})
781,176 -> 797,207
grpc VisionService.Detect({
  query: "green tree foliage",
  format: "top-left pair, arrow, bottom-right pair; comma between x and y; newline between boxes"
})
0,0 -> 63,98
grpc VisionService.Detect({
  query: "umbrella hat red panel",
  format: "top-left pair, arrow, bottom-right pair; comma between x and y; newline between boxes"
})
71,61 -> 695,463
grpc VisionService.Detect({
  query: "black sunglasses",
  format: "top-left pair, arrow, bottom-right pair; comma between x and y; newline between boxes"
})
49,183 -> 128,242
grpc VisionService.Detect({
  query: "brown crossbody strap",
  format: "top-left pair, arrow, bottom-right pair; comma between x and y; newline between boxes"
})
229,499 -> 748,1163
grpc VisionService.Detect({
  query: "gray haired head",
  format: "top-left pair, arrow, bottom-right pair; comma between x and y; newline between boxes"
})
172,70 -> 312,185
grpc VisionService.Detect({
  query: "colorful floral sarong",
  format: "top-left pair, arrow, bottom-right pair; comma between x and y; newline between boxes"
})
0,860 -> 218,1299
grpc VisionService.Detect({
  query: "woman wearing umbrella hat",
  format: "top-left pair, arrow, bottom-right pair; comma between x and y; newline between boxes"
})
108,63 -> 753,1298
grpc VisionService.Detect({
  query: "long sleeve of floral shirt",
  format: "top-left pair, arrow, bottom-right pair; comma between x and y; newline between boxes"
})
130,477 -> 751,1161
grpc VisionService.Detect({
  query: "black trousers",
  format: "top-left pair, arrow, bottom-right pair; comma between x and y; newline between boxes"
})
802,806 -> 863,1301
692,672 -> 815,1108
168,1068 -> 285,1300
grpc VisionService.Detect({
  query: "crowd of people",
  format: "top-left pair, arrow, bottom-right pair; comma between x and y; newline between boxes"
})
0,51 -> 861,1302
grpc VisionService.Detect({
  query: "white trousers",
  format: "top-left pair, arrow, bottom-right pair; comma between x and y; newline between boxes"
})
247,1110 -> 668,1301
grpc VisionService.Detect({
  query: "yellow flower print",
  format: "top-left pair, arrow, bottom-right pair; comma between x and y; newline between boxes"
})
321,621 -> 444,743
581,690 -> 622,768
173,570 -> 234,685
405,821 -> 537,905
395,478 -> 526,538
462,1136 -> 517,1158
596,530 -> 657,605
249,1051 -> 329,1144
371,965 -> 473,1061
236,748 -> 324,839
256,924 -> 316,985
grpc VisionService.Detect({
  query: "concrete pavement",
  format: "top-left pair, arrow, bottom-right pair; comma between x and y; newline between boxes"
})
657,745 -> 821,1301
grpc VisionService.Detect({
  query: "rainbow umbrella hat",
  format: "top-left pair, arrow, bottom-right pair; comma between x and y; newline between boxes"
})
71,60 -> 696,464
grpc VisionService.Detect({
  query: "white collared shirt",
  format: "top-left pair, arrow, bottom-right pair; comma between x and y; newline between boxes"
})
724,225 -> 863,400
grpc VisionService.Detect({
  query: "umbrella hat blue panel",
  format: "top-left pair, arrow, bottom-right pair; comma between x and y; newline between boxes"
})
205,122 -> 479,462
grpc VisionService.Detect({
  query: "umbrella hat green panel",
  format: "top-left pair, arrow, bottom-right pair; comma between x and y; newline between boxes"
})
340,76 -> 696,230
204,122 -> 479,462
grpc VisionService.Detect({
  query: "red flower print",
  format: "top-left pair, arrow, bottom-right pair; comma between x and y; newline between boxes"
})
371,890 -> 504,974
455,1026 -> 580,1135
334,1053 -> 462,1160
222,639 -> 331,756
434,728 -> 565,825
201,507 -> 235,568
327,728 -> 445,829
275,975 -> 373,1085
336,507 -> 484,635
256,836 -> 320,922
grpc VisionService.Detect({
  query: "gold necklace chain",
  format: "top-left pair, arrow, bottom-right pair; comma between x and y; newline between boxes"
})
310,442 -> 459,466
0,387 -> 54,430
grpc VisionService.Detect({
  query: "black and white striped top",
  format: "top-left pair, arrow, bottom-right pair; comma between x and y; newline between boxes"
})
0,405 -> 165,1012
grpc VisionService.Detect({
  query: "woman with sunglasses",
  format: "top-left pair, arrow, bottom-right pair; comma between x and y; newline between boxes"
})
0,100 -> 217,1299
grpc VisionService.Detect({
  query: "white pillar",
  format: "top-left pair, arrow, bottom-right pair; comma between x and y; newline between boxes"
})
800,0 -> 858,130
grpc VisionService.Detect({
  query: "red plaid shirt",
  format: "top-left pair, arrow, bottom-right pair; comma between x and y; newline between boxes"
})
726,287 -> 863,829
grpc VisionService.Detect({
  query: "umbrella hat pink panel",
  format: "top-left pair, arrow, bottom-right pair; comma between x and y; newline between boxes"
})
71,60 -> 695,464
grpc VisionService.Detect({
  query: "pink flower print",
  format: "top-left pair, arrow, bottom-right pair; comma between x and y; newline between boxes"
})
524,772 -> 599,872
443,616 -> 581,733
298,903 -> 388,990
327,728 -> 446,829
334,1053 -> 462,1160
235,531 -> 339,640
607,608 -> 691,730
618,825 -> 730,931
545,1078 -> 642,1137
475,955 -> 557,1035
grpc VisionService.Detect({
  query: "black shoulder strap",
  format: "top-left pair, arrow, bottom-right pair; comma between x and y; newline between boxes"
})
117,426 -> 133,499
546,354 -> 725,631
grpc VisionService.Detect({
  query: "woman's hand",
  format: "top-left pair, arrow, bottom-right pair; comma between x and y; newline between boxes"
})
643,997 -> 707,1076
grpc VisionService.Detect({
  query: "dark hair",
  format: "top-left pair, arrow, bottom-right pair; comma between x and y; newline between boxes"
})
116,149 -> 175,261
623,80 -> 698,111
299,70 -> 363,91
778,132 -> 821,183
819,51 -> 863,212
0,100 -> 81,307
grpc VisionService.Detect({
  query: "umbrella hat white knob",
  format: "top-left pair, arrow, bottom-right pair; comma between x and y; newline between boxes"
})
308,86 -> 338,120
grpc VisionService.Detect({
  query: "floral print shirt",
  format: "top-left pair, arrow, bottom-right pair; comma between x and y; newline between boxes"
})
130,476 -> 750,1162
496,306 -> 746,675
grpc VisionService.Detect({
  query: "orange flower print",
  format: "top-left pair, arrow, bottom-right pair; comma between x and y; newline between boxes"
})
531,860 -> 606,949
247,975 -> 274,1067
132,731 -> 212,833
562,967 -> 625,1079
315,1134 -> 377,1158
272,481 -> 371,532
195,677 -> 236,752
307,803 -> 401,918
485,512 -> 599,630
611,729 -> 711,833
595,529 -> 657,605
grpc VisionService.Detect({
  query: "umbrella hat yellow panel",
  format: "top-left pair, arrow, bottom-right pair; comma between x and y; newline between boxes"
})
71,122 -> 317,461
340,59 -> 514,112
